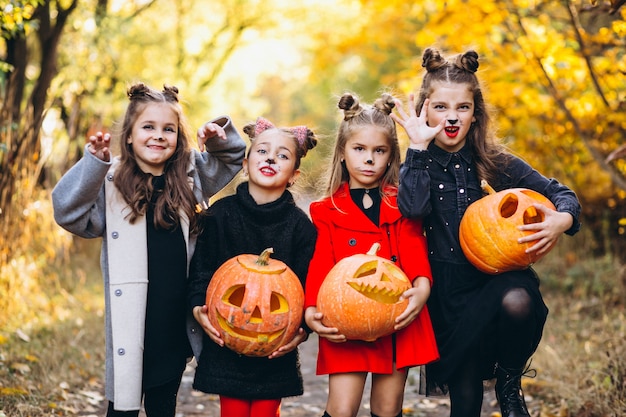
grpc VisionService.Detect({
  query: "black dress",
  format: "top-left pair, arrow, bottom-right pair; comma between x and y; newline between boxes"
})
398,143 -> 581,393
144,175 -> 191,389
187,182 -> 317,399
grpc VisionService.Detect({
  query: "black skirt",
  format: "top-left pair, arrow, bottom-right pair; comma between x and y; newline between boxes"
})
421,260 -> 548,395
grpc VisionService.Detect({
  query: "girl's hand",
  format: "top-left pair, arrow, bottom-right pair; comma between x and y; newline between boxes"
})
87,132 -> 111,162
394,276 -> 430,331
267,328 -> 308,359
197,122 -> 227,151
304,306 -> 347,343
192,305 -> 224,347
518,205 -> 573,255
391,94 -> 445,150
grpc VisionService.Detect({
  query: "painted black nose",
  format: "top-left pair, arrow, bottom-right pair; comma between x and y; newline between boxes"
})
266,158 -> 275,164
448,119 -> 458,125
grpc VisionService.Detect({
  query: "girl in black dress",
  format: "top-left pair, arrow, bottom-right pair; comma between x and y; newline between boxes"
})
392,48 -> 582,417
188,117 -> 318,417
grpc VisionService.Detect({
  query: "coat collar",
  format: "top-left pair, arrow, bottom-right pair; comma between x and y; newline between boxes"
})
428,141 -> 473,167
326,182 -> 402,227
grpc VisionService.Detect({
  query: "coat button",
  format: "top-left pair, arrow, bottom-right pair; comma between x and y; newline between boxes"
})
111,231 -> 119,239
114,289 -> 122,296
348,238 -> 357,246
117,348 -> 125,356
391,255 -> 397,262
106,173 -> 114,181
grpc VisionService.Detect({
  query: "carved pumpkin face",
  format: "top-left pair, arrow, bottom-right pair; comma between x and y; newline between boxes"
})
459,181 -> 558,274
317,243 -> 411,342
205,248 -> 304,357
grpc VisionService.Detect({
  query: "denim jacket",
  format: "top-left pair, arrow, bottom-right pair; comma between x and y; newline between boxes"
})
398,142 -> 581,265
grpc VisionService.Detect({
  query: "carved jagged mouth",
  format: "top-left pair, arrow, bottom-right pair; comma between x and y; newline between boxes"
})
347,280 -> 406,304
216,310 -> 285,343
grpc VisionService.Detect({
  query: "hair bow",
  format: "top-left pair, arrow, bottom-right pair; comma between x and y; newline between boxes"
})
254,117 -> 308,150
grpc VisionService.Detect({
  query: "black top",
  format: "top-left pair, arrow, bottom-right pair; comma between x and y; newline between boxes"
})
188,182 -> 317,399
349,187 -> 381,226
144,175 -> 190,388
397,142 -> 581,388
398,142 -> 581,265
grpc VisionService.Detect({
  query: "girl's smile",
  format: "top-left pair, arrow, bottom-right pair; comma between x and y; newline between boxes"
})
127,103 -> 179,175
244,129 -> 299,204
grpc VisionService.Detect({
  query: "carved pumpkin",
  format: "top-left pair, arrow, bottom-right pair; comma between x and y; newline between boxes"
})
459,180 -> 558,274
205,248 -> 304,357
317,243 -> 412,342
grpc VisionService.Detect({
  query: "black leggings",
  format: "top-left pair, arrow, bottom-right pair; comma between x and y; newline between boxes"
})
106,378 -> 182,417
447,288 -> 539,417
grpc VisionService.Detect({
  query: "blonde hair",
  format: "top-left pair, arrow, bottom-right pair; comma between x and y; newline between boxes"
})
324,92 -> 400,199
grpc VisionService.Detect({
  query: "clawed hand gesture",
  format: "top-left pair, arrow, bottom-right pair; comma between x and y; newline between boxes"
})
391,94 -> 445,150
197,122 -> 228,152
87,132 -> 111,162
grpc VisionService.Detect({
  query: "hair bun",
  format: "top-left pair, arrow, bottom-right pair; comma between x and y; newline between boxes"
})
421,48 -> 447,72
373,93 -> 396,115
455,50 -> 479,73
162,85 -> 180,102
127,82 -> 150,99
338,93 -> 362,120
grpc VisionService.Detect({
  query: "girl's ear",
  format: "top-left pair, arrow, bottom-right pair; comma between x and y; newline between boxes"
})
127,136 -> 133,144
289,169 -> 301,187
242,158 -> 249,176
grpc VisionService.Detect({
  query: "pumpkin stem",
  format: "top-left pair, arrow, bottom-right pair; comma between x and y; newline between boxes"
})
366,242 -> 381,256
480,179 -> 497,195
256,248 -> 274,266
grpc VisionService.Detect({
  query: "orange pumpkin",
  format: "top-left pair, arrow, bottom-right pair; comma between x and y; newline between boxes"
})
205,248 -> 304,357
317,243 -> 412,342
459,180 -> 558,274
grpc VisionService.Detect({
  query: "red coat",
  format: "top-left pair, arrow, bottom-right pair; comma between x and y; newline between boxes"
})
305,183 -> 439,374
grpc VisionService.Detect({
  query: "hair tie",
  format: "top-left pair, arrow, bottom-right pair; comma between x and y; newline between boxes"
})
254,117 -> 276,136
290,125 -> 308,150
254,117 -> 308,152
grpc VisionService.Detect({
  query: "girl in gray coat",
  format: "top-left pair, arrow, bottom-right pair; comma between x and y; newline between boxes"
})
52,83 -> 246,417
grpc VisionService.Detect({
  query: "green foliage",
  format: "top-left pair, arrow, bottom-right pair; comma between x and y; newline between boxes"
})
0,0 -> 42,40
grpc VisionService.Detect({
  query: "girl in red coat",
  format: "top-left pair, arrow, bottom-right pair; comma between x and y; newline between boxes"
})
304,93 -> 439,417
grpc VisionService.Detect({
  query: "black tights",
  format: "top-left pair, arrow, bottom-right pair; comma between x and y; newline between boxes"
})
448,357 -> 483,417
322,411 -> 402,417
447,288 -> 538,417
105,378 -> 182,417
497,288 -> 537,370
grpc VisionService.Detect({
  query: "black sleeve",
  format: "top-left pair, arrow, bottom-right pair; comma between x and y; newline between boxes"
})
187,214 -> 220,311
398,148 -> 433,218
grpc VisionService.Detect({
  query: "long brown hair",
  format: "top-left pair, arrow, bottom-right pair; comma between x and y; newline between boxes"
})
114,82 -> 198,231
415,48 -> 507,186
324,92 -> 401,199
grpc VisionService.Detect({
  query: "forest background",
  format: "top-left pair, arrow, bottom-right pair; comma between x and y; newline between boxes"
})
1,0 -> 625,416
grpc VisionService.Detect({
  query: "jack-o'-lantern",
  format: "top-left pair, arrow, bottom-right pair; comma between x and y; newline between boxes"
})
205,248 -> 304,357
317,243 -> 412,342
459,180 -> 558,274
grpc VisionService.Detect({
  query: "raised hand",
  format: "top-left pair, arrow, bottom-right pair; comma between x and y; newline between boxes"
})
391,94 -> 445,150
87,132 -> 111,162
197,122 -> 227,152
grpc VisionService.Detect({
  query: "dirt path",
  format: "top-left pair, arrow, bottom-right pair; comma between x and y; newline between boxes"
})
171,333 -> 504,417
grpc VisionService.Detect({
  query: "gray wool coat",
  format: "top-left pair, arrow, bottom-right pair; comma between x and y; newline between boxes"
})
52,116 -> 245,411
